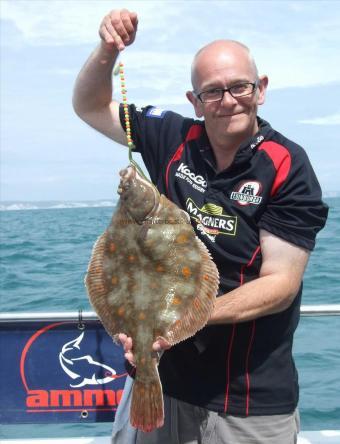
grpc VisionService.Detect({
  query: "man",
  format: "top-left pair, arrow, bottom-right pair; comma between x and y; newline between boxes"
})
73,9 -> 328,444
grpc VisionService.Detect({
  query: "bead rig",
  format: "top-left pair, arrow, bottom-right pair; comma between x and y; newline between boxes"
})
114,62 -> 135,149
113,62 -> 148,180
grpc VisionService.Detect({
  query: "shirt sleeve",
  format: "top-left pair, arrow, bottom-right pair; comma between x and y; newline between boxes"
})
258,146 -> 329,251
119,104 -> 193,184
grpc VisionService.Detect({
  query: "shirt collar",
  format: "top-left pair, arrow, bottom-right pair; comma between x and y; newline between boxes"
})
197,116 -> 273,172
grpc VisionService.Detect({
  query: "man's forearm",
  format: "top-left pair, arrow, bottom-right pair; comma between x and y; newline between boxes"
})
208,273 -> 299,325
73,42 -> 119,115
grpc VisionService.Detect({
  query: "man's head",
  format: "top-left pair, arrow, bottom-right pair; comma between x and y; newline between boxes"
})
187,40 -> 268,145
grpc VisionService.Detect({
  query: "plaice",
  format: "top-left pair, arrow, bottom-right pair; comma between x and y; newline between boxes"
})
85,165 -> 219,432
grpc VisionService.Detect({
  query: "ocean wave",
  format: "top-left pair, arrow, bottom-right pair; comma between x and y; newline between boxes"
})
0,201 -> 116,211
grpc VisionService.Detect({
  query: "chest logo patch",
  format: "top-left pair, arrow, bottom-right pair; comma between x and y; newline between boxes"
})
186,198 -> 237,243
175,163 -> 207,193
230,181 -> 263,206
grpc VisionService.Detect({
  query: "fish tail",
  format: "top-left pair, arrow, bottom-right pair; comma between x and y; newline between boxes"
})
130,364 -> 164,433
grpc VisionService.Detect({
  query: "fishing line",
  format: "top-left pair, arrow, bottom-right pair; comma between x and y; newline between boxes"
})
113,61 -> 150,182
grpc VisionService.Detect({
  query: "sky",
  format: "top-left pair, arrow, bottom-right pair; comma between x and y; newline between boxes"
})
1,0 -> 340,202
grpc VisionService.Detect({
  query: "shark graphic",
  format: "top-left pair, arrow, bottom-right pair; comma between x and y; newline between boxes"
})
59,332 -> 117,388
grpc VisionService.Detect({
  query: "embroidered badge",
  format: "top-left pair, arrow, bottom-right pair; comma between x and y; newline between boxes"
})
230,181 -> 263,206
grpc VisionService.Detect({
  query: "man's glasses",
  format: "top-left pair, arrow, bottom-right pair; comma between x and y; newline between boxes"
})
195,81 -> 259,103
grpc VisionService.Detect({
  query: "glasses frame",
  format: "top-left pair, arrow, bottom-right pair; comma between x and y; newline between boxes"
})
195,81 -> 259,103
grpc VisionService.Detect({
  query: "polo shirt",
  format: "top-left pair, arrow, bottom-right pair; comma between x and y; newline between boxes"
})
119,104 -> 328,416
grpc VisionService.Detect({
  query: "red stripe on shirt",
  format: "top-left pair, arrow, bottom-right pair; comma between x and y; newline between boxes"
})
240,245 -> 261,286
239,245 -> 261,415
258,141 -> 291,196
224,323 -> 236,413
165,124 -> 203,197
245,320 -> 256,416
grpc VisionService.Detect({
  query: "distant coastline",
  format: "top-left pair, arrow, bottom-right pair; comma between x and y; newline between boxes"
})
1,193 -> 339,211
0,200 -> 116,211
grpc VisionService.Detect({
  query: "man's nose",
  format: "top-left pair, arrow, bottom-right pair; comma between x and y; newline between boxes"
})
220,90 -> 238,106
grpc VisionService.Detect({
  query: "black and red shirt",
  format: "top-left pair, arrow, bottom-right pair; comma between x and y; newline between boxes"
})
120,105 -> 328,416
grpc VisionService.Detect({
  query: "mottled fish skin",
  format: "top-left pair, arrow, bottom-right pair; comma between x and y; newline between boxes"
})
85,165 -> 219,432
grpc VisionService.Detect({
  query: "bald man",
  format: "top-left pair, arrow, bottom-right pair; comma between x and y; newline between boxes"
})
73,9 -> 328,444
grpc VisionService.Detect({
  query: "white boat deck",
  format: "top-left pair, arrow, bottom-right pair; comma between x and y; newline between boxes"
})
2,432 -> 340,444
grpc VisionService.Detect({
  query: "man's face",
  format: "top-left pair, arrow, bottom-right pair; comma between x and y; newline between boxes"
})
188,46 -> 268,142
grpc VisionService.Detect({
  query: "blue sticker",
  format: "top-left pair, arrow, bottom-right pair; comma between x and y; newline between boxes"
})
146,107 -> 167,119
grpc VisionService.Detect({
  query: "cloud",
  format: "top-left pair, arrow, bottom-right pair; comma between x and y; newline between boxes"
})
299,113 -> 340,126
2,0 -> 340,91
0,0 -> 182,46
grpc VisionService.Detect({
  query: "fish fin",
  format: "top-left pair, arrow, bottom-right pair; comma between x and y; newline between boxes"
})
85,232 -> 107,298
130,363 -> 164,432
166,236 -> 219,345
86,232 -> 120,337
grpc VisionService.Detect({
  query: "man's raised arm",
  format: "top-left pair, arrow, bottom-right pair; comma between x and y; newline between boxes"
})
72,9 -> 138,144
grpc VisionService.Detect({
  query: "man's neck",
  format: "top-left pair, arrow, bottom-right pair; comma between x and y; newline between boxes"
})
206,121 -> 259,173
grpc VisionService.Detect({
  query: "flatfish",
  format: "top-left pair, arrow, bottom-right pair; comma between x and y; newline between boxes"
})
85,165 -> 219,432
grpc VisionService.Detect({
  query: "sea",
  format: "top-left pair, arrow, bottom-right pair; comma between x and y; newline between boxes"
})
0,197 -> 339,439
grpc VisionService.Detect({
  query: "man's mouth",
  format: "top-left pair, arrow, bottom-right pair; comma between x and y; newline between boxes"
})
217,112 -> 243,118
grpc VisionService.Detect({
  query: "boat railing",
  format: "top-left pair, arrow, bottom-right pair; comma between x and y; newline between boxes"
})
0,305 -> 339,444
1,304 -> 340,321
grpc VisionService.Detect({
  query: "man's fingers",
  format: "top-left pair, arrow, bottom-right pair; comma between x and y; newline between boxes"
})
118,333 -> 128,344
153,337 -> 171,352
123,336 -> 133,353
129,11 -> 138,27
124,351 -> 135,366
99,25 -> 114,45
120,10 -> 136,38
99,10 -> 138,50
110,16 -> 129,42
104,23 -> 125,51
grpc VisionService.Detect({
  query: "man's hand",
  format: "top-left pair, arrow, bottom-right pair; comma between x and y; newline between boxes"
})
118,333 -> 171,366
99,9 -> 138,52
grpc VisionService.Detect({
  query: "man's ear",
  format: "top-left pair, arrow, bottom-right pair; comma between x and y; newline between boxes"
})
257,76 -> 269,106
186,91 -> 204,118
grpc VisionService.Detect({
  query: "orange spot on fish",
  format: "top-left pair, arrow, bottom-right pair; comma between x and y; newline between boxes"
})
156,265 -> 165,273
176,234 -> 188,244
193,298 -> 201,310
117,306 -> 125,316
109,242 -> 116,253
172,296 -> 182,305
138,311 -> 146,320
182,266 -> 191,278
203,274 -> 210,281
128,255 -> 136,262
111,276 -> 118,285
